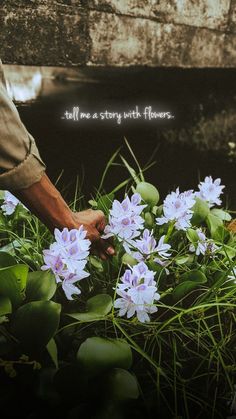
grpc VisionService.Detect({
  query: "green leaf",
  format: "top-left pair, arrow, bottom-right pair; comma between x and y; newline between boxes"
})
89,256 -> 104,272
11,301 -> 61,352
46,338 -> 58,369
173,269 -> 207,302
0,296 -> 12,316
0,264 -> 28,307
206,213 -> 223,238
175,255 -> 194,265
0,252 -> 16,267
136,182 -> 160,206
97,193 -> 114,213
172,281 -> 205,302
211,208 -> 232,222
186,228 -> 200,244
213,226 -> 230,243
26,271 -> 57,302
120,156 -> 141,185
191,198 -> 210,225
103,368 -> 139,401
180,269 -> 207,284
77,337 -> 132,374
68,294 -> 112,321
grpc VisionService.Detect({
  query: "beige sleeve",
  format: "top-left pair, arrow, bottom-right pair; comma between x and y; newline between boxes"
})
0,62 -> 46,191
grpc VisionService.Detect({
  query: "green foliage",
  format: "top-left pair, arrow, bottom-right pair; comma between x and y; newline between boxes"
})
68,294 -> 112,321
136,182 -> 160,206
77,337 -> 133,374
0,264 -> 28,308
191,198 -> 210,225
26,271 -> 57,302
11,301 -> 61,352
102,368 -> 139,401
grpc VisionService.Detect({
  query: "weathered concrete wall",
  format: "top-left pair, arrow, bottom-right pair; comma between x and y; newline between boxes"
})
0,0 -> 236,67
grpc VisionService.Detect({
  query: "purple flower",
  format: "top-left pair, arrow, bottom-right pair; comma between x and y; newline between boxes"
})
1,191 -> 21,215
103,193 -> 146,246
196,176 -> 225,207
114,262 -> 160,323
156,188 -> 195,231
189,228 -> 219,256
41,226 -> 91,300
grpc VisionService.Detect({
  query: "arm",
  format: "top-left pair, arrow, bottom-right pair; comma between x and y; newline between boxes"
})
0,63 -> 114,259
13,173 -> 114,259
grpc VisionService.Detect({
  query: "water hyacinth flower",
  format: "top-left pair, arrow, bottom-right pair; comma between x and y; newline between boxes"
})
189,228 -> 218,256
156,188 -> 196,231
126,229 -> 171,269
1,191 -> 21,215
42,226 -> 91,300
103,193 -> 146,248
196,176 -> 225,207
114,262 -> 160,323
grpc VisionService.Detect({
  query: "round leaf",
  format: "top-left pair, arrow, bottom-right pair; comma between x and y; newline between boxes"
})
206,213 -> 223,238
26,271 -> 57,302
172,281 -> 204,302
77,337 -> 132,374
68,294 -> 112,321
11,301 -> 61,352
103,368 -> 139,401
0,264 -> 28,307
136,182 -> 160,206
191,198 -> 210,225
180,270 -> 207,284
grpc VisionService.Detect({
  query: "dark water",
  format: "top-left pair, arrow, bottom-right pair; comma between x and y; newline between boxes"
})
18,68 -> 236,208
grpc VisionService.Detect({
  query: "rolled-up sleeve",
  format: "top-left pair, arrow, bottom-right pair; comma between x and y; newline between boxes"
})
0,61 -> 46,191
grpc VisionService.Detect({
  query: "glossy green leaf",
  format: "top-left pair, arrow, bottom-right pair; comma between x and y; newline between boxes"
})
103,368 -> 139,401
186,228 -> 199,244
211,208 -> 232,222
0,264 -> 28,307
68,294 -> 112,321
180,269 -> 207,284
77,337 -> 132,374
136,182 -> 160,206
173,281 -> 205,302
173,269 -> 207,302
89,256 -> 104,272
26,271 -> 57,302
191,198 -> 210,225
11,301 -> 61,351
0,296 -> 12,316
206,213 -> 224,238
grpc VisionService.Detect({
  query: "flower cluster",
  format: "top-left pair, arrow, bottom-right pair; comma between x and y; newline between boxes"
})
114,262 -> 160,323
156,188 -> 196,231
189,228 -> 218,256
126,229 -> 171,271
103,193 -> 146,249
196,176 -> 225,207
41,227 -> 91,300
1,191 -> 21,215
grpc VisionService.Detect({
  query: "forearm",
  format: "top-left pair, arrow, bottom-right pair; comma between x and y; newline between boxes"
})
12,173 -> 76,232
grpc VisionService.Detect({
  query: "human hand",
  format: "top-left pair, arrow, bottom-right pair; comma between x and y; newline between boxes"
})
72,209 -> 115,260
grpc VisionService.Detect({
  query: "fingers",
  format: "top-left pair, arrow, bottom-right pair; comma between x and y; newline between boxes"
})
91,238 -> 115,261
